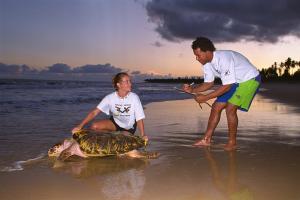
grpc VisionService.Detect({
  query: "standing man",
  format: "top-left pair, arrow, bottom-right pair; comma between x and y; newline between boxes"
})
183,37 -> 261,150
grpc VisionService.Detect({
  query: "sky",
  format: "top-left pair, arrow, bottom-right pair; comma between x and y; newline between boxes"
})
1,0 -> 300,78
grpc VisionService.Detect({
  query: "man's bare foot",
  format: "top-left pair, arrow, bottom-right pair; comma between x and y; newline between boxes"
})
223,143 -> 237,151
193,138 -> 211,146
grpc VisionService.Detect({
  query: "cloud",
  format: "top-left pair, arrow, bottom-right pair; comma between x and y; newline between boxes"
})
131,70 -> 142,75
0,63 -> 36,74
44,63 -> 72,73
0,62 -> 167,81
73,64 -> 122,74
146,0 -> 300,43
38,63 -> 122,74
152,41 -> 164,47
129,69 -> 172,82
0,62 -> 123,76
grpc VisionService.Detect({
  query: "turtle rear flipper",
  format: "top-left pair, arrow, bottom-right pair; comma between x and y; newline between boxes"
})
138,151 -> 160,159
122,150 -> 159,159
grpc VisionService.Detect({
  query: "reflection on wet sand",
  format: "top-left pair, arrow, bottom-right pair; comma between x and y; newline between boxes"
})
203,148 -> 253,200
51,156 -> 148,178
100,168 -> 145,200
51,157 -> 148,200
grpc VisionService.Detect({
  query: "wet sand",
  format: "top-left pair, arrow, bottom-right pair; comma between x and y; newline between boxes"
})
1,86 -> 300,200
259,82 -> 300,110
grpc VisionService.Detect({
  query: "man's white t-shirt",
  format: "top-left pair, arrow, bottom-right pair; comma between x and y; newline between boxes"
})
97,92 -> 145,130
203,50 -> 259,85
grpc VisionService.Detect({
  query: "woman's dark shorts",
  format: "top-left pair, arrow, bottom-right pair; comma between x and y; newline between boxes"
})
109,116 -> 137,134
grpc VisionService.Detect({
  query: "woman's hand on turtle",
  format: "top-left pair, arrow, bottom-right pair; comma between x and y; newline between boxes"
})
142,135 -> 149,142
72,126 -> 82,134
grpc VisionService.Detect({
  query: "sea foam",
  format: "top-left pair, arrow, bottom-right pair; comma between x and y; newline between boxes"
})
0,153 -> 46,172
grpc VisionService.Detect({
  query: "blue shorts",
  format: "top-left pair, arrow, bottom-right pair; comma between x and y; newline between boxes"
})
215,83 -> 239,103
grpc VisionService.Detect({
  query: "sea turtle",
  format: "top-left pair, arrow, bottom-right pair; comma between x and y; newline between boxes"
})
48,130 -> 158,161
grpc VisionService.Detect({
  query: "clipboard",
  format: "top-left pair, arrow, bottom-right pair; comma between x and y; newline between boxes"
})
174,87 -> 212,108
173,87 -> 196,95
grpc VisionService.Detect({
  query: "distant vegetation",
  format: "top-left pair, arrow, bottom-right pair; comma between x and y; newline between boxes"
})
260,57 -> 300,82
145,57 -> 300,83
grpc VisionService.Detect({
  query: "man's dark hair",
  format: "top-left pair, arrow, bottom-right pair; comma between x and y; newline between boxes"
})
191,37 -> 216,51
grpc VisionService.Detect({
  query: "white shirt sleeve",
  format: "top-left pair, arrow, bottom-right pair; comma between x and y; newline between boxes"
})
134,95 -> 145,121
203,63 -> 215,83
219,55 -> 237,85
96,95 -> 110,115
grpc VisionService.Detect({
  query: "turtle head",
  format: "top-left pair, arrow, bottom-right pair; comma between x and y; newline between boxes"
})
48,138 -> 74,157
48,142 -> 64,157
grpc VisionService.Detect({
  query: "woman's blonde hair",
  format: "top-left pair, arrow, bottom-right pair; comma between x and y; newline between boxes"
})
112,72 -> 130,91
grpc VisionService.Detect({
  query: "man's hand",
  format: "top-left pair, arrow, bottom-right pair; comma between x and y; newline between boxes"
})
194,94 -> 210,103
182,84 -> 193,93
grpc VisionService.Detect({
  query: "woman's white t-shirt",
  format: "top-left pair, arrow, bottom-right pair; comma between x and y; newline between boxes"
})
97,92 -> 145,130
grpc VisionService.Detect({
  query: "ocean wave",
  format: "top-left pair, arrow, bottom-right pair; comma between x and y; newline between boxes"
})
0,97 -> 102,107
0,153 -> 46,172
0,90 -> 188,108
0,79 -> 111,90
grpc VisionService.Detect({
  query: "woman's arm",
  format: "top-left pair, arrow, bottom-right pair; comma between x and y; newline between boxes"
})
136,119 -> 148,141
72,108 -> 101,133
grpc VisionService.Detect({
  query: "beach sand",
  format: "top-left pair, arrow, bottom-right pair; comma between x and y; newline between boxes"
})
1,84 -> 300,200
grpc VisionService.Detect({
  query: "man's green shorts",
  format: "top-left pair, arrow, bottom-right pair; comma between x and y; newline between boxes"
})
228,77 -> 260,112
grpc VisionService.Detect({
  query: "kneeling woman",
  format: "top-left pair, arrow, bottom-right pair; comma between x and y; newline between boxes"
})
72,72 -> 148,141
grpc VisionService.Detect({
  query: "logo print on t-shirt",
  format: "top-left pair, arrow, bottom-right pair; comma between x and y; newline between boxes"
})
115,105 -> 131,113
123,106 -> 130,113
225,70 -> 231,76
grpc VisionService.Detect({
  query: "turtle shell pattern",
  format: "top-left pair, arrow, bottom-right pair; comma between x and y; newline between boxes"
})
72,130 -> 146,157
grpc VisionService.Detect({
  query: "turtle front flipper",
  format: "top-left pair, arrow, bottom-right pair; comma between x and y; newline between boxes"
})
58,141 -> 88,161
58,149 -> 73,161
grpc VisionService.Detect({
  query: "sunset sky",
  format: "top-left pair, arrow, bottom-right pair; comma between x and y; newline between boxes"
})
1,0 -> 300,77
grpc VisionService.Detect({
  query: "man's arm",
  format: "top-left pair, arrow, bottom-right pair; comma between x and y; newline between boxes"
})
194,84 -> 232,103
182,82 -> 214,94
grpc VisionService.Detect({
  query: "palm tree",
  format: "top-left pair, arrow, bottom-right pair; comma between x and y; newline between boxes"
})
273,62 -> 282,76
281,58 -> 292,79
